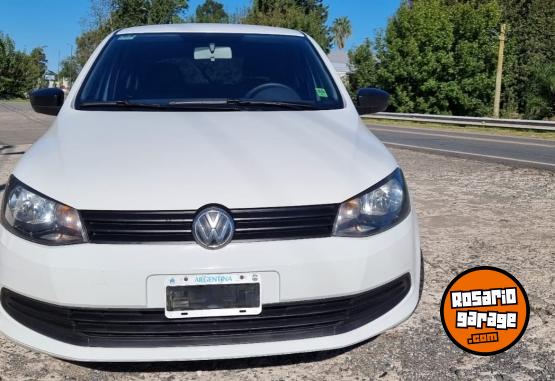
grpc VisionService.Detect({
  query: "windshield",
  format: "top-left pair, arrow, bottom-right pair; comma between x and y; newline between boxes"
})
76,33 -> 343,111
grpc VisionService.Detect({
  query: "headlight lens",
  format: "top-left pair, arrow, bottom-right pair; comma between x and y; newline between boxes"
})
1,177 -> 85,244
332,168 -> 409,237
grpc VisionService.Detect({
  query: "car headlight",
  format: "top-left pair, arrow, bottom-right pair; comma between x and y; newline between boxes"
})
333,168 -> 410,237
1,176 -> 85,244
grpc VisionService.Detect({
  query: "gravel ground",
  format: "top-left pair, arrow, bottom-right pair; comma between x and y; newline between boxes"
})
0,138 -> 554,380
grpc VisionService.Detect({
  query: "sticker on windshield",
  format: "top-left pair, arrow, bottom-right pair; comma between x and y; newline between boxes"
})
117,35 -> 136,40
315,88 -> 328,98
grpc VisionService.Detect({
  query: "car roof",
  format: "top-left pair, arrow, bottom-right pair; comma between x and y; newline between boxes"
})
117,23 -> 305,37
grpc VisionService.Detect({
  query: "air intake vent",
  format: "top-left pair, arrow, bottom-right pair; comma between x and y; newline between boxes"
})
80,204 -> 339,244
1,273 -> 411,347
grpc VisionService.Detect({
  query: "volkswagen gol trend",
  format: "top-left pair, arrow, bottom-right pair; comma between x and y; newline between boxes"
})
0,24 -> 421,362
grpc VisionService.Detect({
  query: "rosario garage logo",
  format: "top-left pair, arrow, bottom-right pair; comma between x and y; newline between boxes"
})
440,266 -> 529,355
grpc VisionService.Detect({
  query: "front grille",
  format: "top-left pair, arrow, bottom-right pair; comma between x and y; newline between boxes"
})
0,273 -> 411,347
81,204 -> 339,244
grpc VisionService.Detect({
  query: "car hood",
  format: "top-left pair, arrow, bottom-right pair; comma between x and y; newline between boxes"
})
14,109 -> 397,210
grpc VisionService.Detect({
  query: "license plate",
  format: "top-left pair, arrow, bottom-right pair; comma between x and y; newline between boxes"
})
164,273 -> 261,319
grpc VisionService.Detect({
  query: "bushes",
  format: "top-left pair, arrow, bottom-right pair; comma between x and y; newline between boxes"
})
348,0 -> 555,119
348,0 -> 501,116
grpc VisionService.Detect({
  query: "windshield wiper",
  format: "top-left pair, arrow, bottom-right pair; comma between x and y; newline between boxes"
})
79,100 -> 242,111
167,99 -> 242,110
79,99 -> 321,111
226,99 -> 321,110
79,100 -> 167,110
169,100 -> 228,105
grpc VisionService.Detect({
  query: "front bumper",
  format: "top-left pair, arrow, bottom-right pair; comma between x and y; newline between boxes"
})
0,212 -> 420,361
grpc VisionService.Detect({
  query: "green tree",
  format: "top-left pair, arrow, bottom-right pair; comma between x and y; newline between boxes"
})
244,0 -> 332,52
27,47 -> 48,88
369,0 -> 501,116
110,0 -> 149,26
59,56 -> 81,86
347,38 -> 377,96
524,63 -> 555,119
446,0 -> 501,116
331,16 -> 352,49
0,33 -> 47,98
347,0 -> 554,118
74,0 -> 188,67
374,0 -> 456,114
0,33 -> 19,97
195,0 -> 228,23
501,0 -> 555,119
110,0 -> 187,26
148,0 -> 188,23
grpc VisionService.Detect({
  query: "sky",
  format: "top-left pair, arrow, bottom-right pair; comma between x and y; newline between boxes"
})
0,0 -> 401,72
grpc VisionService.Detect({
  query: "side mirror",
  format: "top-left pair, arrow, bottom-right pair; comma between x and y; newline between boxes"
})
356,88 -> 389,115
29,88 -> 64,116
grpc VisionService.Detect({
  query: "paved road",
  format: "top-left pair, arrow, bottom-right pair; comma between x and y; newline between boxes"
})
0,101 -> 53,146
367,123 -> 555,170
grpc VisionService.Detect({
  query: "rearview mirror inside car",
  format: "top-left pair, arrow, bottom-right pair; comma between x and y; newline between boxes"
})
356,88 -> 389,115
194,44 -> 232,61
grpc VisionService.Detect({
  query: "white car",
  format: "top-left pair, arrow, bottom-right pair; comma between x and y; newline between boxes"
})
0,24 -> 420,362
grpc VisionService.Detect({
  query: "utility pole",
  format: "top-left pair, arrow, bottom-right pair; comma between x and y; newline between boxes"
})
493,23 -> 506,118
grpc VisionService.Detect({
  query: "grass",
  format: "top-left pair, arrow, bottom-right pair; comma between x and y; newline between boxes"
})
0,98 -> 27,103
363,118 -> 555,140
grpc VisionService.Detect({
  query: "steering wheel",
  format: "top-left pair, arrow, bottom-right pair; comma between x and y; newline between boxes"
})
245,82 -> 300,100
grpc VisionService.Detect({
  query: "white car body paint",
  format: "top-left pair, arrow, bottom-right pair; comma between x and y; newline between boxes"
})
0,24 -> 420,362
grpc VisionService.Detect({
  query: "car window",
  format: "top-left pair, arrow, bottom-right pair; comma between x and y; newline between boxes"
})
76,33 -> 343,111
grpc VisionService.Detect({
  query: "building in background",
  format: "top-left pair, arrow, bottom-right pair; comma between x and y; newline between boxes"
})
327,49 -> 351,79
44,71 -> 57,88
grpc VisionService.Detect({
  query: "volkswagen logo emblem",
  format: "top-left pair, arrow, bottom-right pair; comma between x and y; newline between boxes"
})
192,206 -> 235,249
